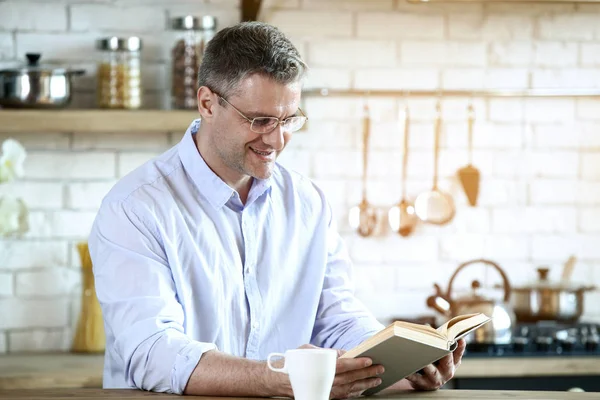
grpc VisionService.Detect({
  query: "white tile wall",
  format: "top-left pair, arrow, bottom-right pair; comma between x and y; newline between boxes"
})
0,0 -> 599,353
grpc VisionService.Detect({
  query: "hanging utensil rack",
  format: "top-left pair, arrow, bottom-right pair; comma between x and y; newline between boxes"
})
302,88 -> 600,98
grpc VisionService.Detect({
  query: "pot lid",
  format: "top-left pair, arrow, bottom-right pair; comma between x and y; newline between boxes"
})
0,53 -> 85,75
171,15 -> 217,31
454,280 -> 495,304
514,267 -> 594,291
97,36 -> 142,52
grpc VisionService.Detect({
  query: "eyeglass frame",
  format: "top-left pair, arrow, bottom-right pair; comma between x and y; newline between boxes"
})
211,90 -> 308,134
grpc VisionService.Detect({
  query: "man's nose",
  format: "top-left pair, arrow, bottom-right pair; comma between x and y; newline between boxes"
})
262,123 -> 285,150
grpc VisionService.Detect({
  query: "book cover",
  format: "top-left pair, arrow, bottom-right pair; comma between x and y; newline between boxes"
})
340,313 -> 491,396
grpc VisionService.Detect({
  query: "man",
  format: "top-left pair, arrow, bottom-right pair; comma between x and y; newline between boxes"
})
88,21 -> 465,398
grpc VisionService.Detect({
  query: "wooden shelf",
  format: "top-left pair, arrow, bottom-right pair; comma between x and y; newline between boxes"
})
0,110 -> 199,134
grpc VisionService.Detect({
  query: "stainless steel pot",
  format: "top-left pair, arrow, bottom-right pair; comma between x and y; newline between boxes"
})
512,267 -> 596,323
0,53 -> 85,108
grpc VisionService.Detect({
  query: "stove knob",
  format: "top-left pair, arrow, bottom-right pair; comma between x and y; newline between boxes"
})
584,335 -> 599,351
559,337 -> 576,352
513,337 -> 529,352
466,343 -> 487,353
519,326 -> 530,337
568,328 -> 579,337
536,336 -> 553,351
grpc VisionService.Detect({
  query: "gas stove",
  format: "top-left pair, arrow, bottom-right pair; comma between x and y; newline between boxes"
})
464,321 -> 600,358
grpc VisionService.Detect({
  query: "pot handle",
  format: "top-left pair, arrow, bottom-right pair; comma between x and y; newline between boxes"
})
68,69 -> 86,76
447,259 -> 512,303
26,53 -> 41,66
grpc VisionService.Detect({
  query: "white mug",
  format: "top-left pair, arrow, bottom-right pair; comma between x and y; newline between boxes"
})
267,348 -> 337,400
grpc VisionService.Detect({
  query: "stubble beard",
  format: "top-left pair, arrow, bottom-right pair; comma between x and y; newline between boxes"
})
213,135 -> 276,181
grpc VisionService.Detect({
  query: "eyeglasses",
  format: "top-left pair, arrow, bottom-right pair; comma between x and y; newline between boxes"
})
216,93 -> 307,134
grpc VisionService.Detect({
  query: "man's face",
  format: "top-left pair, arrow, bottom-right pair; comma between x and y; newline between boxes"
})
209,74 -> 301,181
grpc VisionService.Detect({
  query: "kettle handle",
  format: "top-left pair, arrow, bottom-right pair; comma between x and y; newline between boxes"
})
446,259 -> 511,303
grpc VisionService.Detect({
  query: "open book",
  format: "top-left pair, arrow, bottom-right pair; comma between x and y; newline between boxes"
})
340,313 -> 491,396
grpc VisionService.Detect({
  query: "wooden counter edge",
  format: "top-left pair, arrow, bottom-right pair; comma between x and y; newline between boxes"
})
1,353 -> 599,391
0,388 -> 599,400
457,357 -> 600,378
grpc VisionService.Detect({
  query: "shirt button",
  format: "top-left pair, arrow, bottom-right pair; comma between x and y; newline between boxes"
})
252,322 -> 258,329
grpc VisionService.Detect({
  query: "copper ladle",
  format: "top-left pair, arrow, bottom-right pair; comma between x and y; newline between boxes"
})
388,102 -> 418,237
349,103 -> 377,237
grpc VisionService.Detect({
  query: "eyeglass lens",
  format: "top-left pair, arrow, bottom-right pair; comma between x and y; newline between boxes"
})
251,116 -> 306,133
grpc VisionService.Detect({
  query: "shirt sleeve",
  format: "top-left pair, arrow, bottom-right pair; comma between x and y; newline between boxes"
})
310,201 -> 386,351
88,198 -> 216,394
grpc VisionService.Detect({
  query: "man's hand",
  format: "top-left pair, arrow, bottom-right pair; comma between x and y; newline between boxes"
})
404,338 -> 466,391
296,344 -> 383,399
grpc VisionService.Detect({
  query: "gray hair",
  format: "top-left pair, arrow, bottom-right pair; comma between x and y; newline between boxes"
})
197,21 -> 308,98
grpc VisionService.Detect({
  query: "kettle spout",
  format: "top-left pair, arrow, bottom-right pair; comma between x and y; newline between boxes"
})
426,283 -> 452,316
426,295 -> 452,316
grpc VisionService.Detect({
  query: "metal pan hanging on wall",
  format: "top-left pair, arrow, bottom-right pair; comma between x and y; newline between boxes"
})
414,100 -> 455,225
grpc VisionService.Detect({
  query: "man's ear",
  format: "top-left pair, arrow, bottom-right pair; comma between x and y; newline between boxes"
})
197,86 -> 215,119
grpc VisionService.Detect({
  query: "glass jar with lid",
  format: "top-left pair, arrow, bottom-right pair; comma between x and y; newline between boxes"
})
170,15 -> 217,110
96,36 -> 142,109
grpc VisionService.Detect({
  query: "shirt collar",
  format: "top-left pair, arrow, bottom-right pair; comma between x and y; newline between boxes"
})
178,119 -> 272,209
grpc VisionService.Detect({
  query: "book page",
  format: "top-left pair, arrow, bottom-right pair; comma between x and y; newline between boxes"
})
394,320 -> 442,337
436,313 -> 482,338
343,320 -> 448,360
445,313 -> 491,342
392,325 -> 448,350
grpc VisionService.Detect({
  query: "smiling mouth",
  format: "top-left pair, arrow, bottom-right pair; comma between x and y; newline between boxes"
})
250,147 -> 274,158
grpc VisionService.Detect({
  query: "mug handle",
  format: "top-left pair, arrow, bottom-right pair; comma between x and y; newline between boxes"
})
267,352 -> 287,374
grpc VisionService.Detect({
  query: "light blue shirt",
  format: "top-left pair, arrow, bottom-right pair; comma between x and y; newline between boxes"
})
88,119 -> 384,394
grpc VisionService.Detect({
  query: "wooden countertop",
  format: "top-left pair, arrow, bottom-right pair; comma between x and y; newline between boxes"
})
0,353 -> 103,390
0,388 -> 598,400
1,353 -> 600,390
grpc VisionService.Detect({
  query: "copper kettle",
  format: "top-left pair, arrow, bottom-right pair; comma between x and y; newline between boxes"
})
426,259 -> 516,344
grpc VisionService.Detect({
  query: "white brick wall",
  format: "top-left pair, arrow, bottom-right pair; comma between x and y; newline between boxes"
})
357,13 -> 445,39
70,5 -> 166,32
354,68 -> 440,90
303,0 -> 393,11
0,272 -> 14,297
0,2 -> 68,31
488,42 -> 532,67
24,152 -> 116,180
534,42 -> 578,67
538,15 -> 598,41
268,11 -> 353,37
16,268 -> 80,297
581,44 -> 600,66
0,299 -> 69,330
401,41 -> 487,67
1,0 -> 600,352
8,329 -> 71,353
0,33 -> 14,60
309,39 -> 397,67
0,241 -> 69,270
